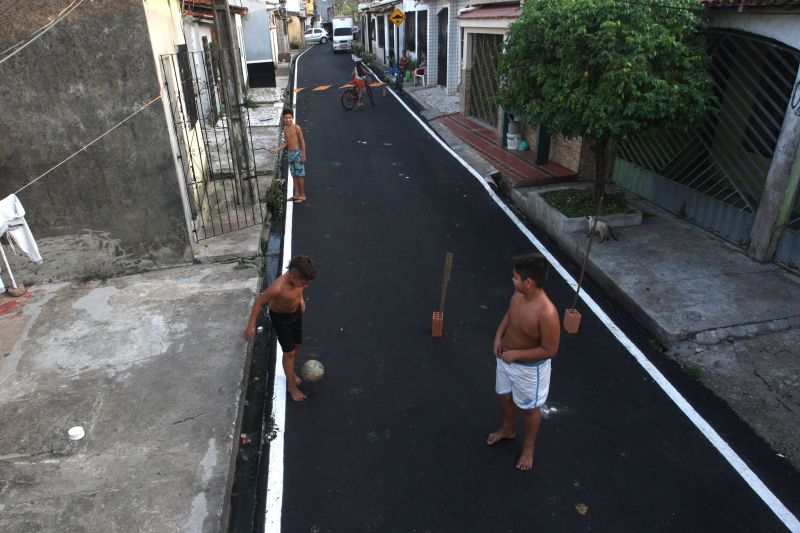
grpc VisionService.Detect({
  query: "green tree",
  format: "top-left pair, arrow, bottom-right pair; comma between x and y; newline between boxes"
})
497,0 -> 715,202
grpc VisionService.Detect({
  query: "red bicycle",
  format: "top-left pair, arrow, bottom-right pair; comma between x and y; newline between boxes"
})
340,74 -> 374,110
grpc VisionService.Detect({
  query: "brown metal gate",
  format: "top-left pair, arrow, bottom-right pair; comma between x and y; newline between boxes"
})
468,33 -> 502,127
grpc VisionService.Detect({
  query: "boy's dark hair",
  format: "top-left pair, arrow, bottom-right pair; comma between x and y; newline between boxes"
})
288,254 -> 316,280
512,253 -> 549,288
282,108 -> 294,117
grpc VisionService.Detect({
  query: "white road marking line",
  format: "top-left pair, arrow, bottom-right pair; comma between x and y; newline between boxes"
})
264,44 -> 314,533
389,92 -> 800,533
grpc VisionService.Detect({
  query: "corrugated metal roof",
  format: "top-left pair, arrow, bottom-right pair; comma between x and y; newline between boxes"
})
364,0 -> 401,13
700,0 -> 800,6
183,0 -> 249,15
457,6 -> 522,19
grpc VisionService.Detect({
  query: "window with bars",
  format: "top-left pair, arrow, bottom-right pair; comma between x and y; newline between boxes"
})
378,16 -> 385,47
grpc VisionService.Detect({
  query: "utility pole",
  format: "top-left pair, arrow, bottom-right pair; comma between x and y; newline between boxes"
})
212,0 -> 254,204
748,67 -> 800,262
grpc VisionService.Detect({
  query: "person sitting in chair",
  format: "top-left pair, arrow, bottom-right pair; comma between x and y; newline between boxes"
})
414,54 -> 427,85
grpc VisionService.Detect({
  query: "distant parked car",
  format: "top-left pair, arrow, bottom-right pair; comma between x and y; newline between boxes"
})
304,27 -> 328,44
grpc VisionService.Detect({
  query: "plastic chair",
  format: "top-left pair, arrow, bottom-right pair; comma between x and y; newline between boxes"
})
413,68 -> 426,86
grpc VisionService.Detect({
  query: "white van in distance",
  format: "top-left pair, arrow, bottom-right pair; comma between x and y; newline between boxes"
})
331,16 -> 354,53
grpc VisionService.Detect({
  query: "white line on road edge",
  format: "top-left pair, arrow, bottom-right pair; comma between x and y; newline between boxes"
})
264,44 -> 315,533
390,93 -> 800,532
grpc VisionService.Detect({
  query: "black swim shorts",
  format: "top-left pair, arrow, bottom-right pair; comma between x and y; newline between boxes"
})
268,308 -> 302,352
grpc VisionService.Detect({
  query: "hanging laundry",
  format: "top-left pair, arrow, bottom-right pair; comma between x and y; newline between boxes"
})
0,194 -> 43,264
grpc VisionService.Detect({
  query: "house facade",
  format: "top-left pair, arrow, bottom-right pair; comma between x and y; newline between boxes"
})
359,0 -> 463,92
612,0 -> 800,269
0,0 -> 267,284
359,0 -> 800,270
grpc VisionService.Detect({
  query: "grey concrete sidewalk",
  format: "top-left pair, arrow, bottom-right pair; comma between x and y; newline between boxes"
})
407,88 -> 800,470
0,54 -> 297,532
0,263 -> 260,532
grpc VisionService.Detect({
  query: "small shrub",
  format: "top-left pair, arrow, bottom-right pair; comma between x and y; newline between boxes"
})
262,178 -> 286,218
540,188 -> 631,218
686,366 -> 702,380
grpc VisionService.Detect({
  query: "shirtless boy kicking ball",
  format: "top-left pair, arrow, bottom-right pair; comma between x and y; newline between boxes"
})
244,255 -> 316,401
487,253 -> 561,470
271,108 -> 307,203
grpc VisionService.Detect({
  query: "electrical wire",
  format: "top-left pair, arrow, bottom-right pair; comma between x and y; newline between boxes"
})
0,0 -> 85,65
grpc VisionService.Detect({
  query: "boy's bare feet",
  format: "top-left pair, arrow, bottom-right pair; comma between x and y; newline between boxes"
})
294,375 -> 302,386
486,428 -> 516,445
516,450 -> 534,470
288,385 -> 307,402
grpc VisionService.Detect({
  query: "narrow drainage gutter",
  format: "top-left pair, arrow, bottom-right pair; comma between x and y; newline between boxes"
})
227,211 -> 284,532
227,53 -> 297,532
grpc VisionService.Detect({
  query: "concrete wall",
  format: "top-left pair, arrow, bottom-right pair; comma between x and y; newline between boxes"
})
243,1 -> 274,62
708,11 -> 800,50
288,16 -> 305,48
0,1 -> 192,284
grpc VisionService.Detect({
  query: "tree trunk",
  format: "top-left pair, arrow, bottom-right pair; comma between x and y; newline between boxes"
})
593,137 -> 620,204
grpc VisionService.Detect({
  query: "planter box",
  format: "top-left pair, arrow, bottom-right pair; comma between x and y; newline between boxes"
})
512,185 -> 642,235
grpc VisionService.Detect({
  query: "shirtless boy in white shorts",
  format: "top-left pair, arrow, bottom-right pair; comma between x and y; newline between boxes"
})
487,253 -> 561,470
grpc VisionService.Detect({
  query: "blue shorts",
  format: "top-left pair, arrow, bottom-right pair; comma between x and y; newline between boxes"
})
288,149 -> 305,177
495,358 -> 551,410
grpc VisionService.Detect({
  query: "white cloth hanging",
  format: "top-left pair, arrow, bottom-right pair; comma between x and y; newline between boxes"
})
0,194 -> 42,264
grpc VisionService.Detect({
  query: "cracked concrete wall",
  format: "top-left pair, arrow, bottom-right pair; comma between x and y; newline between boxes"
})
0,0 -> 192,284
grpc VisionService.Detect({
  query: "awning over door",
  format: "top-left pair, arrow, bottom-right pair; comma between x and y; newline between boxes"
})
457,6 -> 521,20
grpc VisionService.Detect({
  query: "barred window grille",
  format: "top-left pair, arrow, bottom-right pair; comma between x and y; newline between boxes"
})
468,33 -> 503,127
617,30 -> 800,216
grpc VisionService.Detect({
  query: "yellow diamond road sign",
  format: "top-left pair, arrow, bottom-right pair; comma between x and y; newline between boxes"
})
389,8 -> 405,27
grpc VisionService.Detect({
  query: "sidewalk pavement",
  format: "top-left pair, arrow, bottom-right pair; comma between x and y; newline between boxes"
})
406,86 -> 800,470
0,264 -> 259,532
0,56 -> 297,532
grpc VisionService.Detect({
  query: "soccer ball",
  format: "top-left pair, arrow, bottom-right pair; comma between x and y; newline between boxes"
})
300,359 -> 325,382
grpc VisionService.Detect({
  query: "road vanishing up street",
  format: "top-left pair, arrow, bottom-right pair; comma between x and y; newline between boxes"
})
265,44 -> 800,533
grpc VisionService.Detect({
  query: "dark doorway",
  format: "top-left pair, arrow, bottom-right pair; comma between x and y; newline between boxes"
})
368,15 -> 374,54
418,10 -> 427,60
437,8 -> 448,86
389,21 -> 396,62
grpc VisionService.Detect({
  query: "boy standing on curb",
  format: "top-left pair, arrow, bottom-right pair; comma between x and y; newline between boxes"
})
487,253 -> 561,470
244,255 -> 317,402
271,108 -> 307,204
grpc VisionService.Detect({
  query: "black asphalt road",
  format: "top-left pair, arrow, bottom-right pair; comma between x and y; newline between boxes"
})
278,44 -> 800,532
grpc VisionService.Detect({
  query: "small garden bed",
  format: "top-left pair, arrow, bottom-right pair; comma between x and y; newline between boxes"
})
540,188 -> 633,218
511,185 -> 643,234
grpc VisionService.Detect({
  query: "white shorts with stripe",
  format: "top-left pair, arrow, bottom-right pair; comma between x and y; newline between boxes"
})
495,358 -> 551,410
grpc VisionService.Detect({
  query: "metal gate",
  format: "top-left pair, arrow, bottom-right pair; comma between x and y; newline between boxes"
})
614,30 -> 800,247
160,44 -> 266,241
468,33 -> 502,127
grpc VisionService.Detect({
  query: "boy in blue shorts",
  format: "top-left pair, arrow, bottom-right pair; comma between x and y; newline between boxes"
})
487,253 -> 561,470
271,108 -> 307,203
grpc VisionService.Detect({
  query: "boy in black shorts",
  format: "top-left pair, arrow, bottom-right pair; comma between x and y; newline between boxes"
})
244,255 -> 317,401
